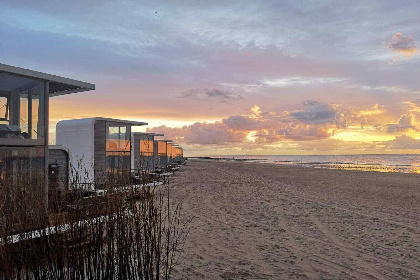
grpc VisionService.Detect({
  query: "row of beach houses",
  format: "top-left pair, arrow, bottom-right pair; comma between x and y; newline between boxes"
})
0,63 -> 184,205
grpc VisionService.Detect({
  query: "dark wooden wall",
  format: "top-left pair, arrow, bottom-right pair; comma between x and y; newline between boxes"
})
94,120 -> 106,186
132,133 -> 141,170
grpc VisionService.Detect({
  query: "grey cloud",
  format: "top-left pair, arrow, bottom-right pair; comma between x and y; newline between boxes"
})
387,135 -> 420,149
146,125 -> 187,142
184,122 -> 246,144
147,122 -> 246,145
385,114 -> 418,133
179,88 -> 243,103
385,33 -> 418,55
277,124 -> 334,141
290,100 -> 346,127
222,115 -> 262,130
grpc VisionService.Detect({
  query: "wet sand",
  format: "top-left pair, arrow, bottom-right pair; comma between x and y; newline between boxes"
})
170,159 -> 420,280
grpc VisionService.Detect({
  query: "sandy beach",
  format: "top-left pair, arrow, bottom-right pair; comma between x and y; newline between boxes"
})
170,159 -> 420,280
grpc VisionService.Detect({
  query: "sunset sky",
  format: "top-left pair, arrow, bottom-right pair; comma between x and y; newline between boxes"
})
1,0 -> 419,156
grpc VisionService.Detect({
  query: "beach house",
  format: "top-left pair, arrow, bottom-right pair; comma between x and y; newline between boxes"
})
172,145 -> 184,164
0,63 -> 94,204
56,118 -> 147,189
131,132 -> 163,173
156,140 -> 173,170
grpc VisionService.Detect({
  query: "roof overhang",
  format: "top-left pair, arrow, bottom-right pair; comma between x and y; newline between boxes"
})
0,63 -> 95,97
94,117 -> 147,126
133,132 -> 164,137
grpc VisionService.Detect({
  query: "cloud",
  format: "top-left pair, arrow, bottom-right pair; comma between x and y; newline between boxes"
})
385,114 -> 418,133
184,122 -> 246,144
387,135 -> 420,149
358,104 -> 384,116
412,99 -> 420,106
147,122 -> 246,145
222,115 -> 263,130
385,33 -> 419,58
147,101 -> 347,145
404,99 -> 420,113
145,125 -> 187,142
277,124 -> 335,141
146,99 -> 419,153
261,76 -> 348,87
179,88 -> 244,103
290,100 -> 346,126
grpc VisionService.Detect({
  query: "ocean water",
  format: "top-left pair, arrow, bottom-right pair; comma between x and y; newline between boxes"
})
211,154 -> 420,174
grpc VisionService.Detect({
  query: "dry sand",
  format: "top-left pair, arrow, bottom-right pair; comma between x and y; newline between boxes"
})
169,159 -> 420,280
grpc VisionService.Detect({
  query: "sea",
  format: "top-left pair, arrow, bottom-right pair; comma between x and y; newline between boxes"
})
210,154 -> 420,174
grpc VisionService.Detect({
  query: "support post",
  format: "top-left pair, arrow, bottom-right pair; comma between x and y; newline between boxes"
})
28,89 -> 32,138
44,81 -> 49,209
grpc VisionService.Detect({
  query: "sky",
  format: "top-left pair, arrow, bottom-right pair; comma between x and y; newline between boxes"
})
1,0 -> 419,156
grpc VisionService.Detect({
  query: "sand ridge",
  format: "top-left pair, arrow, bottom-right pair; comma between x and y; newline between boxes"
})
170,160 -> 420,279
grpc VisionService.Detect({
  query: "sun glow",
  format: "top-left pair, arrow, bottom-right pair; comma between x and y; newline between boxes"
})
246,131 -> 257,142
331,126 -> 395,142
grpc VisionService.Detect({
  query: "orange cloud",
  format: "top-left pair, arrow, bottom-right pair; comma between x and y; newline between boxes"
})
385,33 -> 419,60
404,99 -> 420,113
358,104 -> 384,116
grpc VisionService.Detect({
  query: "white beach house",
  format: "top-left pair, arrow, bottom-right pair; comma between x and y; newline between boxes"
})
56,118 -> 147,189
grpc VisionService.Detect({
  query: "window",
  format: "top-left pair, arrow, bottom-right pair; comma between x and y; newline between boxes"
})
167,143 -> 173,157
105,122 -> 131,172
140,136 -> 154,156
0,147 -> 45,185
0,73 -> 46,183
158,141 -> 167,156
0,73 -> 45,142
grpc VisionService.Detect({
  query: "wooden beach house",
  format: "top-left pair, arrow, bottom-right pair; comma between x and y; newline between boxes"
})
156,140 -> 173,170
56,118 -> 147,189
172,145 -> 184,164
0,63 -> 94,205
131,132 -> 163,173
167,142 -> 174,166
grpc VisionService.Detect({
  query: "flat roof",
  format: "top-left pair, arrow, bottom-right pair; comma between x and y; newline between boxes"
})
58,117 -> 147,127
133,132 -> 164,137
93,117 -> 147,126
0,63 -> 95,97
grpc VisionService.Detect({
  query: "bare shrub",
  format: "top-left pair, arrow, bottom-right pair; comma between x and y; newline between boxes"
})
0,171 -> 187,279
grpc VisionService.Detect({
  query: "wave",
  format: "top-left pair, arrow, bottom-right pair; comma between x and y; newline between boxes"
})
212,154 -> 420,174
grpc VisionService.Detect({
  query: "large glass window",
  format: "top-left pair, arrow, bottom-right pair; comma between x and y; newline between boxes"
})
167,143 -> 173,158
175,147 -> 181,158
106,122 -> 131,172
0,73 -> 45,143
157,141 -> 167,156
140,135 -> 154,156
0,147 -> 46,185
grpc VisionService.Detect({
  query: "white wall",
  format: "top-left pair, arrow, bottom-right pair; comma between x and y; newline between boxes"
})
56,118 -> 95,185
